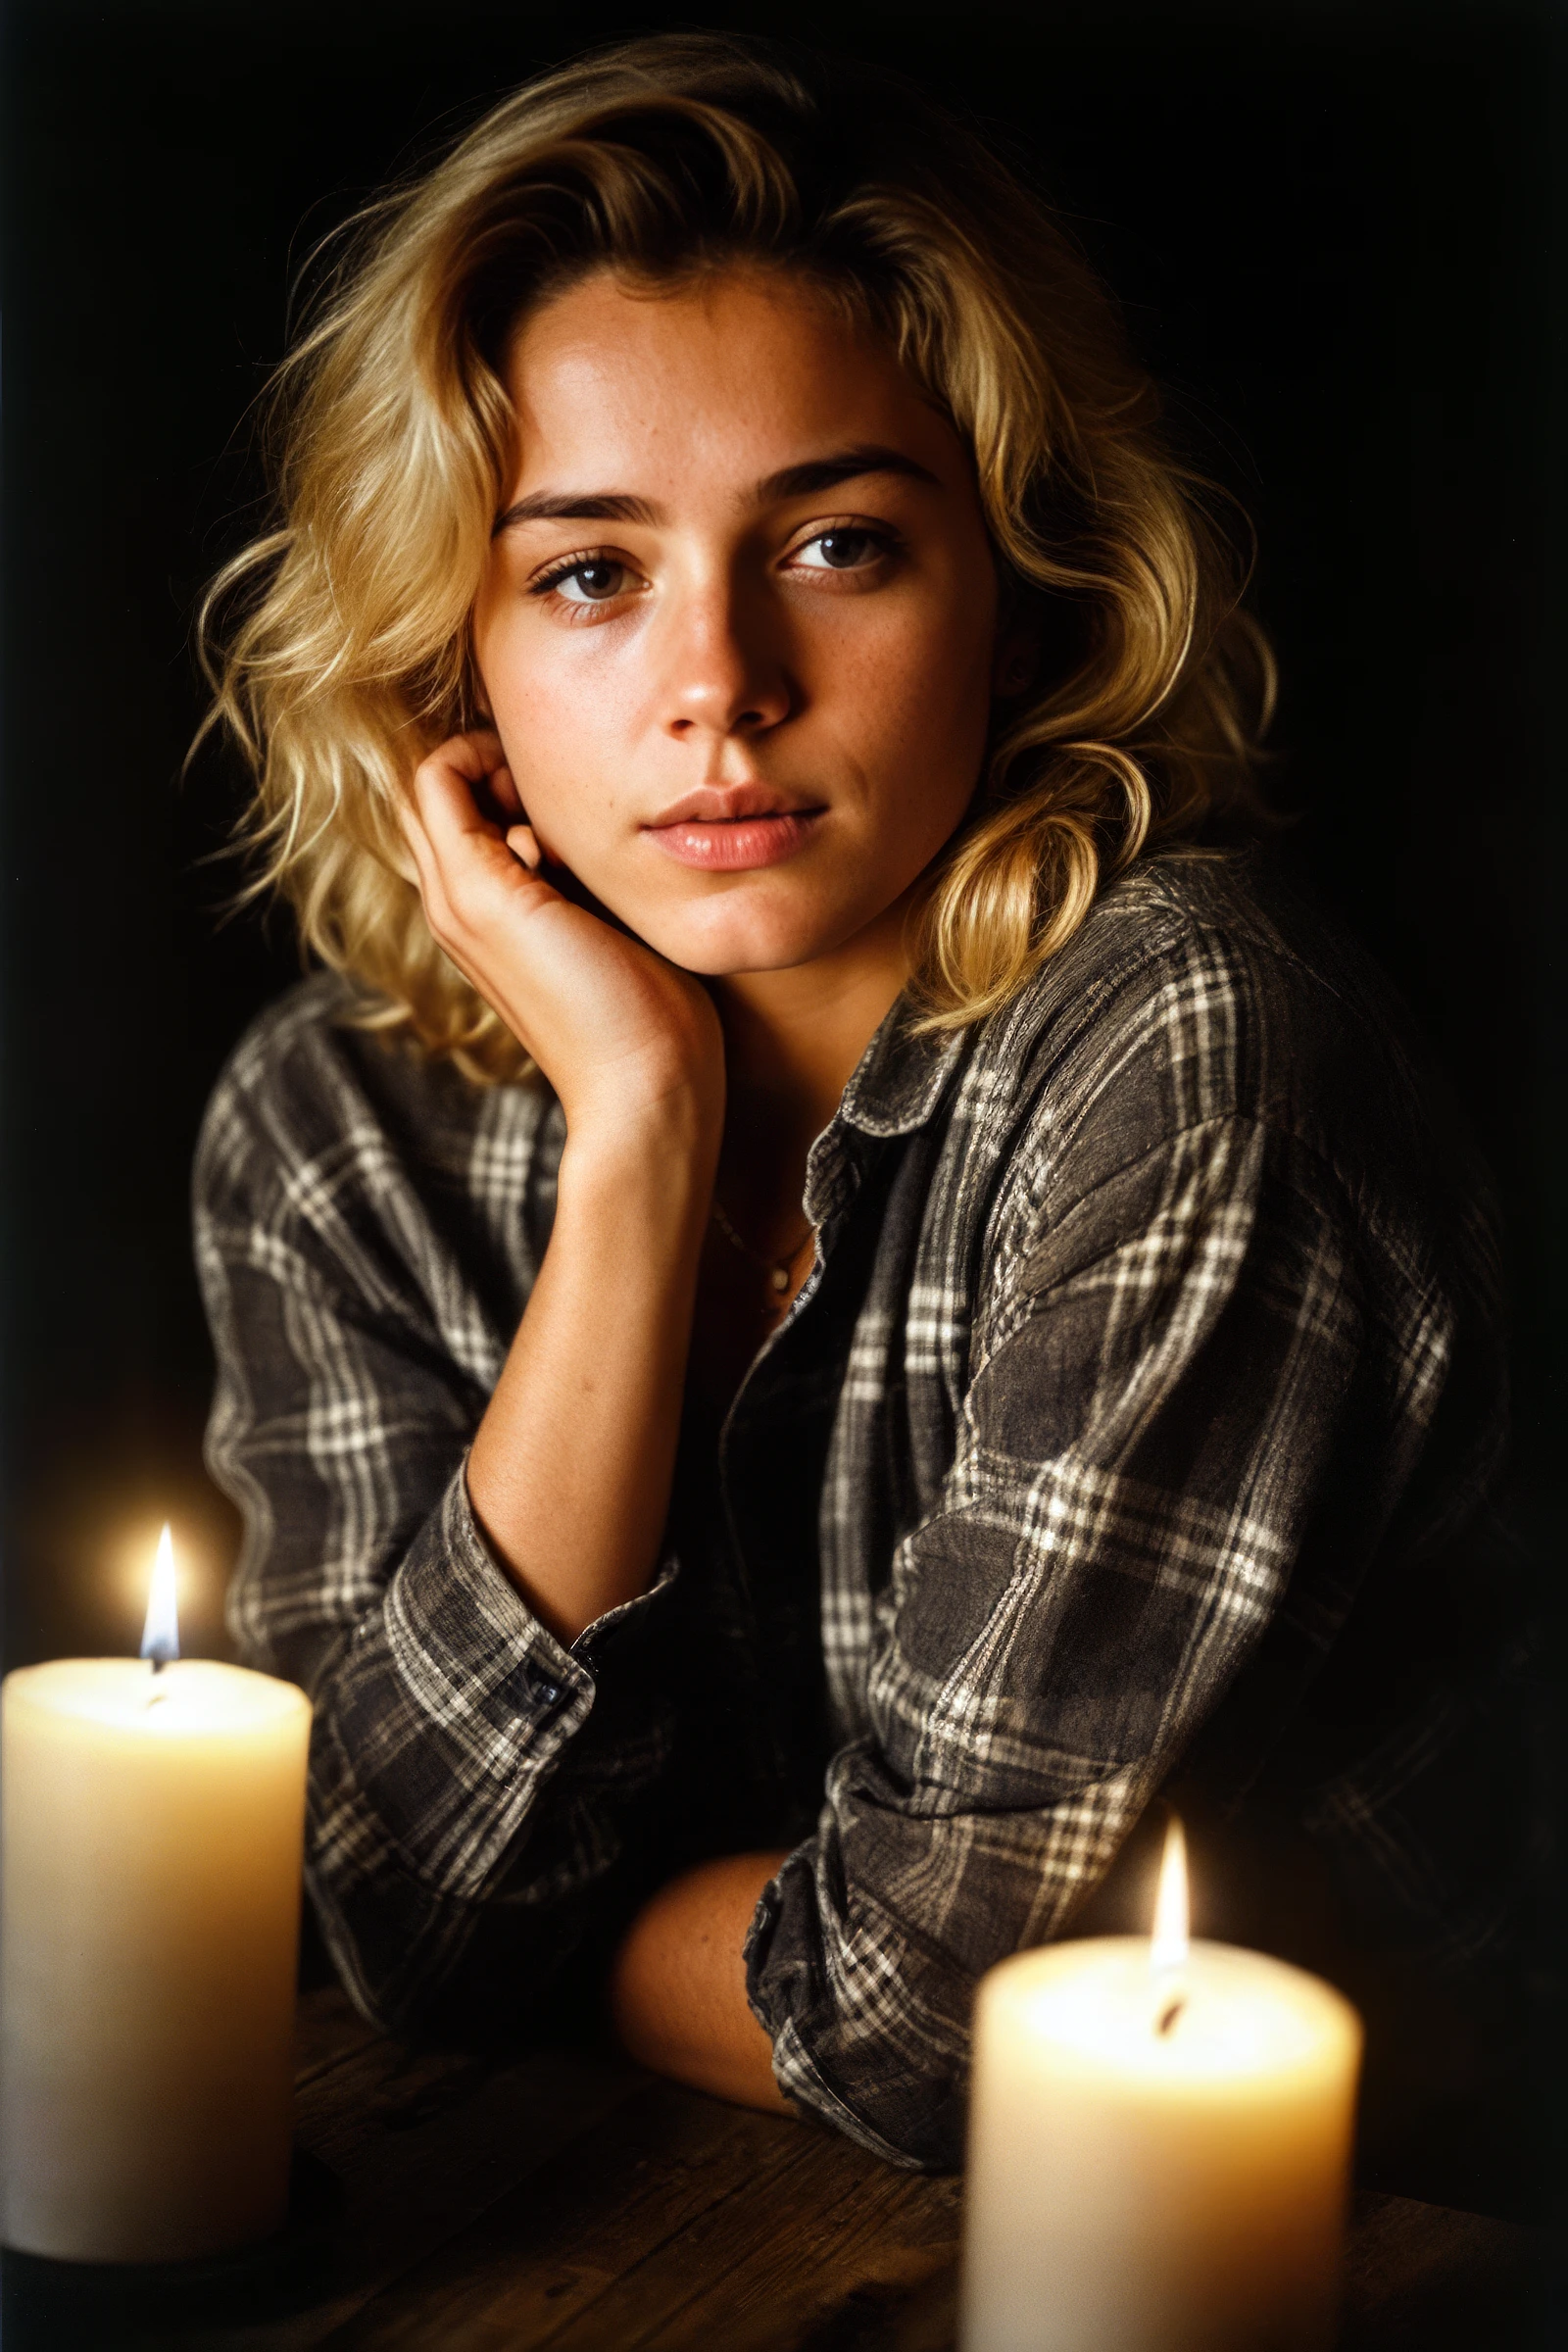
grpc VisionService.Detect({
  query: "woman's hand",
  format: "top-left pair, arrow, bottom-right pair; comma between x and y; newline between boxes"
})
400,732 -> 723,1639
400,730 -> 724,1143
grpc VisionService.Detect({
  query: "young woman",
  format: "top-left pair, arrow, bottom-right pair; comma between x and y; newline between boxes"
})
193,33 -> 1528,2172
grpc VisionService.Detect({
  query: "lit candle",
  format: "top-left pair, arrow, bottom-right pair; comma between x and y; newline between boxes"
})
0,1526 -> 312,2262
961,1818 -> 1362,2352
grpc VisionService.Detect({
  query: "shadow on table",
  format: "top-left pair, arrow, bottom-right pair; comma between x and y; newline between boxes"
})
778,2205 -> 1559,2352
0,2151 -> 343,2351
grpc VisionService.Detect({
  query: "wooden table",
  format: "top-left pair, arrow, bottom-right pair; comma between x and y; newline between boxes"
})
2,1985 -> 1549,2349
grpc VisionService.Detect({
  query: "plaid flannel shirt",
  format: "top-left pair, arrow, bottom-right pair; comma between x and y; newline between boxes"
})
194,852 -> 1524,2167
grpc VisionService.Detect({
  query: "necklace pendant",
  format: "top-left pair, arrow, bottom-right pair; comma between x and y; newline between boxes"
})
769,1266 -> 790,1294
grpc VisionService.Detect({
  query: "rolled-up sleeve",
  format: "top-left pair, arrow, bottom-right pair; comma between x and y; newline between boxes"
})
194,1010 -> 677,2036
745,1109 -> 1425,2168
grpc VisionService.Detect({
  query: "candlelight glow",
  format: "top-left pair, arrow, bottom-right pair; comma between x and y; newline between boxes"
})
139,1525 -> 179,1667
1151,1812 -> 1189,1975
963,1935 -> 1364,2352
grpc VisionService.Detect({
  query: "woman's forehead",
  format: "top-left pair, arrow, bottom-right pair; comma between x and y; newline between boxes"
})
500,268 -> 961,508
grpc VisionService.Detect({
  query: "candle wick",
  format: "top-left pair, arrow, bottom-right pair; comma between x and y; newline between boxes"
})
150,1655 -> 169,1676
1155,1994 -> 1186,2037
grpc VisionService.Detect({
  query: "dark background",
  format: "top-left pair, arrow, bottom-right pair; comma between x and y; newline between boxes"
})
1,0 -> 1560,1681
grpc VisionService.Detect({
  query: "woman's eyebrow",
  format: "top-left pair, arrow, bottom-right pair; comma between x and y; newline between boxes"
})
493,490 -> 658,536
752,445 -> 941,503
492,447 -> 941,538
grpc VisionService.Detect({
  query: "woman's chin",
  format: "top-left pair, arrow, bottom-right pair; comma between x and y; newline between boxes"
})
639,898 -> 866,980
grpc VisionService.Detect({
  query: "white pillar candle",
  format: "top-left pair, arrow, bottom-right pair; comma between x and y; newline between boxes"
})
0,1528 -> 312,2263
961,1822 -> 1362,2352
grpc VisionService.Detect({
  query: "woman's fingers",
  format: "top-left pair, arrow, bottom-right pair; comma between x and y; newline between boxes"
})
431,726 -> 505,781
411,732 -> 507,838
410,733 -> 539,876
506,823 -> 543,872
396,794 -> 436,887
396,730 -> 724,1126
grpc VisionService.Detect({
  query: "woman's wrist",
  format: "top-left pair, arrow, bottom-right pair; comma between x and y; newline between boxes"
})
461,1071 -> 720,1644
560,1088 -> 723,1230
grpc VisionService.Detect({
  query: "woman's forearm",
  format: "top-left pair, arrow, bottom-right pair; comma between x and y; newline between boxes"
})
466,1099 -> 718,1643
609,1852 -> 791,2112
395,735 -> 731,1646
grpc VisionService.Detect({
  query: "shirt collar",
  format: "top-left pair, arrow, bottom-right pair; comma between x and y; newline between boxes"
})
836,993 -> 970,1139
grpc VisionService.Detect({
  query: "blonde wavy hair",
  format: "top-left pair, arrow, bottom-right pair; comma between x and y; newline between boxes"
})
198,31 -> 1275,1085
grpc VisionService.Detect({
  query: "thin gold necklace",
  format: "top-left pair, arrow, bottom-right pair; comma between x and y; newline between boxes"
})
710,1197 -> 814,1298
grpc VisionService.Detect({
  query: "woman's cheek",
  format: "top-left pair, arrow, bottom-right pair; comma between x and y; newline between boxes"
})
490,680 -> 611,872
516,773 -> 643,906
859,649 -> 990,814
504,775 -> 586,875
846,589 -> 991,744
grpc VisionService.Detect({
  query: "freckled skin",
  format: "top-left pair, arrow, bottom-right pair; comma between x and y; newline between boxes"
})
470,267 -> 1003,978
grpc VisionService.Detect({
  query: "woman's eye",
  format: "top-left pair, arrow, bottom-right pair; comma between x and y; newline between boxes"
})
534,557 -> 635,606
792,528 -> 889,573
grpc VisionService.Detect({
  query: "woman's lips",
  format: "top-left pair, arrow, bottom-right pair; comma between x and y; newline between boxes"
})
644,809 -> 824,870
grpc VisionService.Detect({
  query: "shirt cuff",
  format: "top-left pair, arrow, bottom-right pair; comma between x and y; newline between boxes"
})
373,1457 -> 676,1897
741,1855 -> 913,2167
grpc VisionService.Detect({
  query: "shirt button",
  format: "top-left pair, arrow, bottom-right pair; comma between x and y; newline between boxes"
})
521,1662 -> 562,1707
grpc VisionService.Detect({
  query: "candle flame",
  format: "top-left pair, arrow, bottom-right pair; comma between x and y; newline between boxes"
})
139,1524 -> 179,1668
1150,1812 -> 1189,1976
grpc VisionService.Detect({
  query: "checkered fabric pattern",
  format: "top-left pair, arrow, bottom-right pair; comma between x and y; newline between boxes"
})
194,852 -> 1523,2167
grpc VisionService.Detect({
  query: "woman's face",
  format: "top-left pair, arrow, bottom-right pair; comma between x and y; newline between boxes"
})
471,266 -> 1004,977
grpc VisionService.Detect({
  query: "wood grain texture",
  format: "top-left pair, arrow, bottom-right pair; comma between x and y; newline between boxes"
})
321,2079 -> 959,2350
1,1987 -> 1544,2351
1339,2191 -> 1544,2351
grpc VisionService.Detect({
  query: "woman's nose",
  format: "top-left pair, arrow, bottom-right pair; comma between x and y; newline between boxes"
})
661,586 -> 793,743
